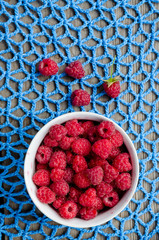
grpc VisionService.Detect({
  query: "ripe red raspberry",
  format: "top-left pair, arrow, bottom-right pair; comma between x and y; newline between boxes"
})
59,200 -> 78,219
36,186 -> 55,204
72,155 -> 88,173
39,58 -> 58,76
97,121 -> 115,138
85,188 -> 97,197
50,180 -> 69,196
32,169 -> 50,186
50,168 -> 64,182
58,136 -> 75,150
73,171 -> 90,189
49,124 -> 67,141
66,151 -> 74,165
80,207 -> 97,220
49,150 -> 66,169
109,147 -> 121,159
96,181 -> 113,198
115,173 -> 131,191
88,126 -> 99,142
113,153 -> 132,172
36,163 -> 47,170
65,119 -> 84,137
96,197 -> 104,210
71,89 -> 90,106
36,145 -> 52,164
69,187 -> 82,203
63,167 -> 74,183
81,121 -> 94,137
79,188 -> 97,207
103,81 -> 120,98
88,156 -> 106,168
92,139 -> 112,159
72,138 -> 91,156
52,196 -> 66,209
86,166 -> 104,185
108,130 -> 123,147
103,191 -> 119,207
103,161 -> 119,183
44,134 -> 58,148
65,61 -> 85,79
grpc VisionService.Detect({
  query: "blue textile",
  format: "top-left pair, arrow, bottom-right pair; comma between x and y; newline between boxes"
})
0,0 -> 159,239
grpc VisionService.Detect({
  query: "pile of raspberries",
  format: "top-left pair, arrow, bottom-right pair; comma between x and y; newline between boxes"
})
32,119 -> 132,220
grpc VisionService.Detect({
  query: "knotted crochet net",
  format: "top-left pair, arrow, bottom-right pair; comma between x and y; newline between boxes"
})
0,0 -> 159,239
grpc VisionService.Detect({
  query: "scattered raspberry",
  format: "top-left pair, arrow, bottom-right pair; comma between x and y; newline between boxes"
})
96,197 -> 104,210
86,166 -> 104,185
65,61 -> 85,79
43,134 -> 58,148
109,147 -> 121,159
81,121 -> 94,137
92,139 -> 112,159
103,81 -> 120,98
36,186 -> 55,204
103,191 -> 119,207
65,119 -> 84,137
50,168 -> 64,182
108,130 -> 123,147
69,187 -> 82,203
52,196 -> 66,209
96,181 -> 113,198
36,145 -> 52,164
72,155 -> 88,173
38,58 -> 58,76
113,153 -> 132,172
115,173 -> 131,191
80,207 -> 97,220
72,138 -> 91,156
97,121 -> 115,138
58,136 -> 75,150
71,89 -> 90,106
63,167 -> 74,183
49,150 -> 66,169
66,151 -> 74,165
36,163 -> 47,170
79,188 -> 97,207
49,124 -> 67,141
59,200 -> 78,219
103,161 -> 119,183
88,126 -> 99,142
32,169 -> 50,186
88,156 -> 106,168
50,180 -> 69,196
73,171 -> 90,189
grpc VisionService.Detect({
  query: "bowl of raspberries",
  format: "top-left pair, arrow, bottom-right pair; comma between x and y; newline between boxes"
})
24,112 -> 139,228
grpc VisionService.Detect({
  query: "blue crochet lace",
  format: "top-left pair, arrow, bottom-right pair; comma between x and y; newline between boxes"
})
0,0 -> 159,239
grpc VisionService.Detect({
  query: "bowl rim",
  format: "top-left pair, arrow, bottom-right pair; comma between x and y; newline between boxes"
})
24,112 -> 139,228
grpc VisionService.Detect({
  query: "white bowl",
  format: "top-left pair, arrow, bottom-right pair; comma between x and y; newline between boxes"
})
24,112 -> 139,228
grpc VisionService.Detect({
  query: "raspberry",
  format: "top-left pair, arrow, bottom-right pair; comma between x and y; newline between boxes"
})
59,200 -> 78,219
69,187 -> 82,203
52,196 -> 66,209
65,119 -> 84,137
88,156 -> 106,168
36,186 -> 55,204
58,136 -> 75,150
36,163 -> 47,170
103,161 -> 119,183
72,138 -> 91,156
66,151 -> 74,165
97,121 -> 115,138
115,173 -> 131,191
108,130 -> 123,147
86,166 -> 104,185
88,126 -> 99,142
63,167 -> 74,183
36,145 -> 52,164
103,81 -> 120,98
80,207 -> 97,220
32,169 -> 50,186
85,188 -> 97,197
79,188 -> 97,207
113,153 -> 132,172
73,171 -> 90,189
96,197 -> 104,210
49,150 -> 66,169
49,124 -> 67,141
71,89 -> 90,106
92,139 -> 112,159
81,121 -> 94,137
50,168 -> 64,182
109,147 -> 121,159
39,58 -> 58,76
65,61 -> 85,79
44,134 -> 58,148
72,155 -> 88,173
50,180 -> 69,196
103,191 -> 119,207
96,181 -> 113,198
